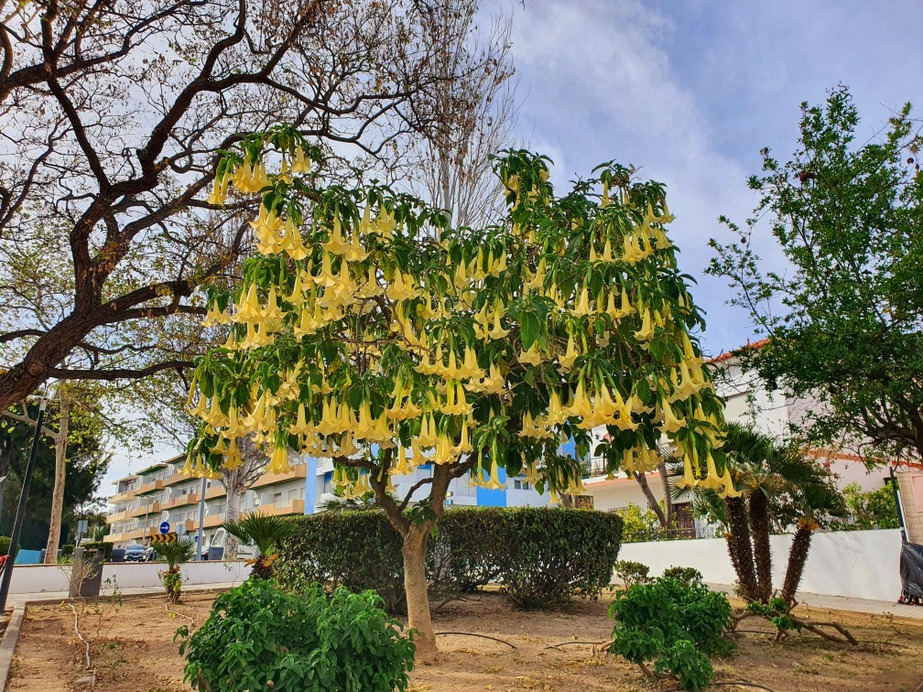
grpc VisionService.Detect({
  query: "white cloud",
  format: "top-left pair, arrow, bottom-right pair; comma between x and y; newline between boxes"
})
510,0 -> 758,353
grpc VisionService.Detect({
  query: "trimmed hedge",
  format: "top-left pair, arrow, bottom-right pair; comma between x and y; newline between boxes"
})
275,507 -> 622,611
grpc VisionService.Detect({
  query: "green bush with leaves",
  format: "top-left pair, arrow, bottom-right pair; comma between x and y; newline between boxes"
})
82,541 -> 113,560
500,507 -> 623,609
662,566 -> 703,584
276,507 -> 623,612
609,577 -> 734,691
60,543 -> 76,558
276,511 -> 406,613
0,536 -> 11,557
178,578 -> 415,692
614,561 -> 651,588
612,503 -> 663,543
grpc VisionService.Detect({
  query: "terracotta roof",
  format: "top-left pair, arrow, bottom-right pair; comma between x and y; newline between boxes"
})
806,448 -> 923,471
708,338 -> 770,364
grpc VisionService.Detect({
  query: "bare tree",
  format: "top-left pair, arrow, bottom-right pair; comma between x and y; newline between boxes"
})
0,0 -> 490,411
220,436 -> 269,556
404,1 -> 517,228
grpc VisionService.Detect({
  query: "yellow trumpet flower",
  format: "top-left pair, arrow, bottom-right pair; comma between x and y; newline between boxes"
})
321,217 -> 351,255
558,333 -> 579,371
518,343 -> 543,366
268,444 -> 292,475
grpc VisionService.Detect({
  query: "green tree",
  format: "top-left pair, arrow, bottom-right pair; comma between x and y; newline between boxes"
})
681,424 -> 845,605
709,86 -> 923,462
0,401 -> 108,551
152,539 -> 196,603
835,482 -> 899,530
184,131 -> 729,657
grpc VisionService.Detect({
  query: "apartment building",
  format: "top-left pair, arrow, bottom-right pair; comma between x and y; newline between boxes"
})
105,454 -> 550,550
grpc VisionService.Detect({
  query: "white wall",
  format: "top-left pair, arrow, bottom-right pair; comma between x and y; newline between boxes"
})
619,528 -> 903,602
7,560 -> 251,594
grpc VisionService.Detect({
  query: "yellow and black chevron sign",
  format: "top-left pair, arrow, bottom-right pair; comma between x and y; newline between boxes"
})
150,533 -> 177,544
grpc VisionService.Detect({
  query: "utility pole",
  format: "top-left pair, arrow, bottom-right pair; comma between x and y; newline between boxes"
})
195,476 -> 207,560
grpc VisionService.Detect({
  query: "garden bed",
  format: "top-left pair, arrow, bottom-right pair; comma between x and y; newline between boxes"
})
6,590 -> 923,691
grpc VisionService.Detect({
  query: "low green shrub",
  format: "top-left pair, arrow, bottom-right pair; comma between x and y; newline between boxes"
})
275,511 -> 406,613
662,566 -> 703,584
276,507 -> 623,611
614,560 -> 651,587
500,507 -> 622,609
0,536 -> 10,557
82,541 -> 114,560
60,543 -> 76,558
608,577 -> 734,691
177,579 -> 415,692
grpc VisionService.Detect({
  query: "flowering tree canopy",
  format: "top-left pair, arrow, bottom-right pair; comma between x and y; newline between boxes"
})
186,124 -> 731,495
183,123 -> 734,653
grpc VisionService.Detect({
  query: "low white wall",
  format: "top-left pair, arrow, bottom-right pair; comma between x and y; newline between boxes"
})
7,560 -> 251,594
618,528 -> 903,602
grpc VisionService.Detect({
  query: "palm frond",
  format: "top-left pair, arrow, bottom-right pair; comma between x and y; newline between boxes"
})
222,513 -> 297,557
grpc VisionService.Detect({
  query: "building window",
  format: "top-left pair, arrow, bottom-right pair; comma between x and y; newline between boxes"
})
513,479 -> 531,491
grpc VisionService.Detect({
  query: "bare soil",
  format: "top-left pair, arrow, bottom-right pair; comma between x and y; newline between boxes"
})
7,589 -> 923,691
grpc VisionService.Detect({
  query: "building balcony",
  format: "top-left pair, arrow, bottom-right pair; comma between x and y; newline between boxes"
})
130,501 -> 162,518
106,509 -> 132,524
137,479 -> 164,495
163,471 -> 187,486
102,531 -> 130,544
252,464 -> 308,489
110,489 -> 138,504
203,513 -> 225,528
249,499 -> 305,517
205,484 -> 226,500
167,493 -> 200,508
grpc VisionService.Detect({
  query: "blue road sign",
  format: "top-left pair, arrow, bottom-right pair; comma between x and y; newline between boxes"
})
159,521 -> 170,535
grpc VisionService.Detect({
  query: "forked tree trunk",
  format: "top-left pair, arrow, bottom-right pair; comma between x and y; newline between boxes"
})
724,496 -> 760,602
44,397 -> 70,564
781,522 -> 815,605
748,490 -> 773,602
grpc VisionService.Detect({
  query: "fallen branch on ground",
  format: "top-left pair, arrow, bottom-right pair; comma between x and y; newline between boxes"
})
66,602 -> 95,687
435,632 -> 516,649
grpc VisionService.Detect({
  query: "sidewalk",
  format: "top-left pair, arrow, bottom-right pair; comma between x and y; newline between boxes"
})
709,583 -> 923,621
5,581 -> 240,609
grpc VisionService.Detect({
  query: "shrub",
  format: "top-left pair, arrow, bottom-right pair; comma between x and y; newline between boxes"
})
178,579 -> 415,692
500,507 -> 623,609
609,577 -> 734,691
662,566 -> 703,584
614,560 -> 651,588
82,541 -> 114,560
60,543 -> 76,558
276,507 -> 623,612
276,511 -> 406,613
0,536 -> 10,557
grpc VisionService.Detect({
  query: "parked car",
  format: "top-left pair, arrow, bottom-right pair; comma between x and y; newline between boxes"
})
124,544 -> 148,562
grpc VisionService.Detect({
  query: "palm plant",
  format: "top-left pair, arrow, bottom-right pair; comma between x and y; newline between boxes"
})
675,423 -> 846,605
152,539 -> 196,603
222,513 -> 297,579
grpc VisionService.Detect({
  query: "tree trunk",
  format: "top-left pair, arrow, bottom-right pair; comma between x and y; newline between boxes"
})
402,523 -> 437,660
44,397 -> 70,564
781,522 -> 814,605
658,462 -> 674,528
632,471 -> 667,527
748,490 -> 773,603
725,496 -> 759,602
223,487 -> 244,557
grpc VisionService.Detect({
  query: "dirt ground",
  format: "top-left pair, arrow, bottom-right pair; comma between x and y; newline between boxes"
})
8,588 -> 923,691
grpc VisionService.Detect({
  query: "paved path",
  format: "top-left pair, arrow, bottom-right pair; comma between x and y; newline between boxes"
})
5,581 -> 240,609
708,583 -> 923,621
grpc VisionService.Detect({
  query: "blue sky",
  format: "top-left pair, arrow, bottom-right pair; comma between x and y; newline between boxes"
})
507,0 -> 923,354
101,0 -> 923,488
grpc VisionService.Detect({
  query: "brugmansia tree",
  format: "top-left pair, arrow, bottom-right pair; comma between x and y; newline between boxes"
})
184,124 -> 731,657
